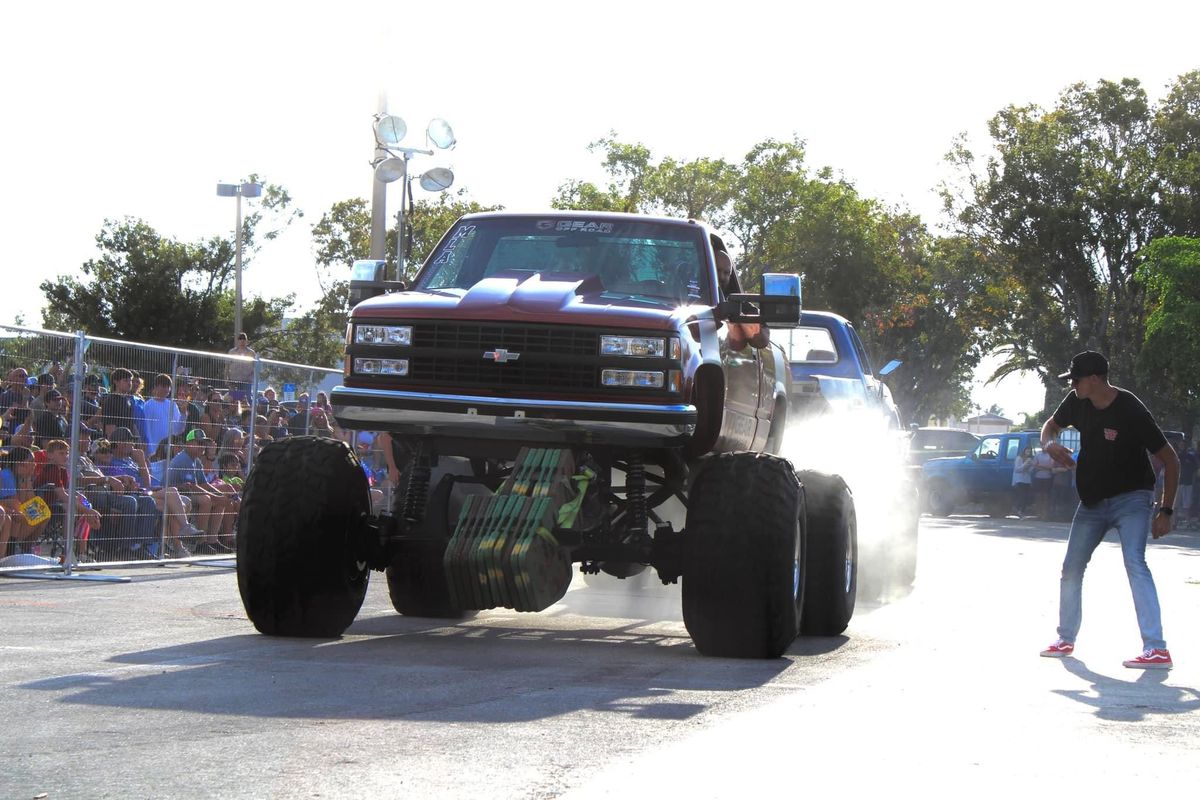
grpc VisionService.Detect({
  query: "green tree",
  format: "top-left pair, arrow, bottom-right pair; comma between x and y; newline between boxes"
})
41,217 -> 289,351
1155,71 -> 1200,237
41,175 -> 300,350
1134,236 -> 1200,429
946,75 -> 1200,409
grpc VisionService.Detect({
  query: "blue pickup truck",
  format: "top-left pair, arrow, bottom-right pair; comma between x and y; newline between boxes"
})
776,312 -> 917,591
777,310 -> 901,427
922,429 -> 1080,517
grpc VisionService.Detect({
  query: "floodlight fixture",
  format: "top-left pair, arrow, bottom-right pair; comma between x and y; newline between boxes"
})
419,167 -> 455,192
374,114 -> 407,146
375,157 -> 408,184
427,118 -> 456,150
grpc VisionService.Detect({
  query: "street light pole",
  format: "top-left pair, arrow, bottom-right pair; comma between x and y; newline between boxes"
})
370,93 -> 390,261
235,189 -> 244,337
216,181 -> 263,341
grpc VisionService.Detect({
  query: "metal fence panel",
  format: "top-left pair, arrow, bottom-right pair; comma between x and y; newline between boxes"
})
1,326 -> 347,575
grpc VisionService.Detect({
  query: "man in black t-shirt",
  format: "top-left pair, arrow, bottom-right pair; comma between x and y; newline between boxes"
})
1037,351 -> 1179,670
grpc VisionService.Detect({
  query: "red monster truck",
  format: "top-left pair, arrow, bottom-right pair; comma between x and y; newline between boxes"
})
236,211 -> 857,658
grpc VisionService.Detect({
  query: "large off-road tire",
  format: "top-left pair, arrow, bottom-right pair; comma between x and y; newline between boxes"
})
797,470 -> 857,636
385,472 -> 476,619
386,541 -> 473,618
682,452 -> 805,659
237,436 -> 371,637
925,479 -> 956,517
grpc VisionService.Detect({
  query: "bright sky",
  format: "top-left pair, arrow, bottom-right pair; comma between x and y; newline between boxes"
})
3,0 -> 1197,419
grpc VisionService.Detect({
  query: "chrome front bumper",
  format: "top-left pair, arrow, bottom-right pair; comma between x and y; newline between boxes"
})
332,386 -> 697,447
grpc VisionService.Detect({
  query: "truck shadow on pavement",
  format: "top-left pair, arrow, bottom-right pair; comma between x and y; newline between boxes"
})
1053,658 -> 1200,722
19,612 -> 821,724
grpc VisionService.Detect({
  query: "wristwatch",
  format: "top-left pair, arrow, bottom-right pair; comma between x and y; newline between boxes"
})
1158,507 -> 1174,516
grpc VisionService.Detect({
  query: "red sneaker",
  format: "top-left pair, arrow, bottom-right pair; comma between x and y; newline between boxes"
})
1040,639 -> 1075,658
1122,649 -> 1172,669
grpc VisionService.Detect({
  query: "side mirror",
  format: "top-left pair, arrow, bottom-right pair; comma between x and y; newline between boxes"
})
349,259 -> 406,306
716,273 -> 803,328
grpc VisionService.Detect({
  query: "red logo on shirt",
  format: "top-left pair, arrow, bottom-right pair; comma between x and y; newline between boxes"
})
1104,428 -> 1118,441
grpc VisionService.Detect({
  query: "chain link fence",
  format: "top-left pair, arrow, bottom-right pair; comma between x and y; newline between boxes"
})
0,325 -> 380,577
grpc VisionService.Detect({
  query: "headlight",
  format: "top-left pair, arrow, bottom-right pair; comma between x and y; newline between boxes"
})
600,335 -> 669,358
601,369 -> 664,388
354,358 -> 409,376
355,325 -> 413,346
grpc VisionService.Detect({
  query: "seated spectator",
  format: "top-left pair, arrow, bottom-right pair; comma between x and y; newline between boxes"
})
267,408 -> 289,441
92,368 -> 137,441
175,380 -> 202,439
129,371 -> 151,445
1,445 -> 43,555
35,439 -> 103,561
200,439 -> 221,482
28,373 -> 56,411
218,426 -> 248,466
199,398 -> 225,444
78,374 -> 103,423
168,429 -> 238,554
252,414 -> 271,445
96,430 -> 201,558
143,373 -> 185,453
0,367 -> 31,416
47,360 -> 66,387
288,393 -> 312,436
73,425 -> 146,560
217,452 -> 245,491
310,406 -> 337,439
29,389 -> 70,447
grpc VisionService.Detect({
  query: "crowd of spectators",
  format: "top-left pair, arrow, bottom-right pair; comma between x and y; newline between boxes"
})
1,359 -> 347,562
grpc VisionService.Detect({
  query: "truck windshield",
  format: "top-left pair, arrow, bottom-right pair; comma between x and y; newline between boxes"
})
414,217 -> 711,305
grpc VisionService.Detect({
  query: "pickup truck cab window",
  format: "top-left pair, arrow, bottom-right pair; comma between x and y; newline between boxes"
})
780,327 -> 838,363
978,436 -> 1002,459
417,217 -> 712,306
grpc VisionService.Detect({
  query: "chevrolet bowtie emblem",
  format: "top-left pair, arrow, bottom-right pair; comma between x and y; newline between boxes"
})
483,348 -> 521,364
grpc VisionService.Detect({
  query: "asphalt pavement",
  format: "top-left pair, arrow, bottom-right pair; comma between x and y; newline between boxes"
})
2,514 -> 1199,799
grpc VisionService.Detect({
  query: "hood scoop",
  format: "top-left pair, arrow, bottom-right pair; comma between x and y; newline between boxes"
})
458,271 -> 605,313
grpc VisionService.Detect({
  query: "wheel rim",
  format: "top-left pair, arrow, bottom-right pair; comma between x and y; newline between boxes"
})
792,520 -> 802,602
842,520 -> 854,594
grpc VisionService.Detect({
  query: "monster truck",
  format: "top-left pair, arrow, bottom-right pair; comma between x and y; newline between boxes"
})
236,211 -> 858,658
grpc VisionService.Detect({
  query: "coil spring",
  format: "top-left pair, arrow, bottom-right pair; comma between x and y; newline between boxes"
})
400,443 -> 431,523
626,454 -> 647,534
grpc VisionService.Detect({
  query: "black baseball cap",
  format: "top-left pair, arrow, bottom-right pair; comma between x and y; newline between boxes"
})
1058,351 -> 1109,381
111,426 -> 136,443
185,429 -> 211,444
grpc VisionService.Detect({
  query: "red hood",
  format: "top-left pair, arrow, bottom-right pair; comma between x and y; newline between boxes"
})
353,272 -> 697,329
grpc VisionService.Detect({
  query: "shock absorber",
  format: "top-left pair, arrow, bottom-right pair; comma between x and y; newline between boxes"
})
626,452 -> 647,535
399,442 -> 431,523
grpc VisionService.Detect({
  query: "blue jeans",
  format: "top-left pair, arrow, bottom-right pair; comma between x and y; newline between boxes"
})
1057,489 -> 1166,650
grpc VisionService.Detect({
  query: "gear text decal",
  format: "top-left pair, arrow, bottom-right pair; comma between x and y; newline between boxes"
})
536,220 -> 614,233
